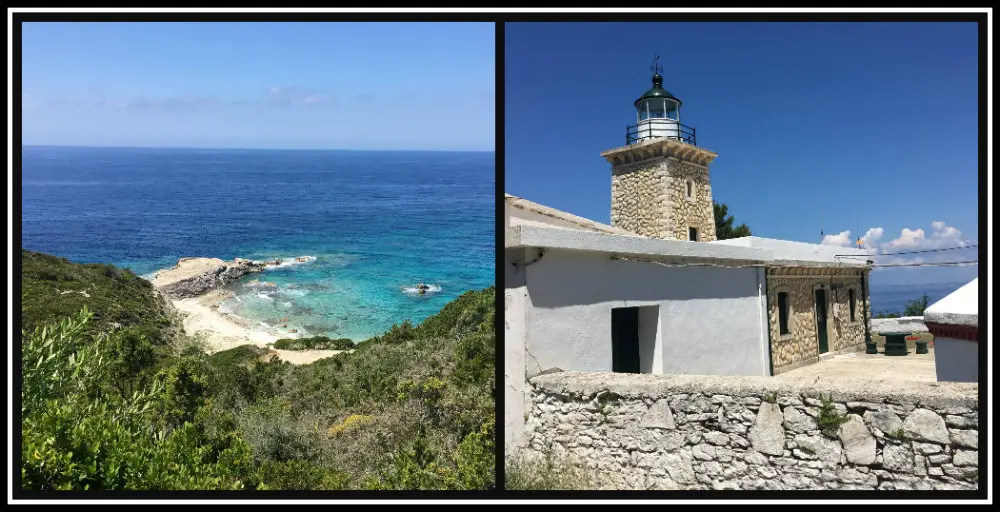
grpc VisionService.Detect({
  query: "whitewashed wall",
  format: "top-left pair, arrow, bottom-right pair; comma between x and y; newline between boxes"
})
521,248 -> 770,378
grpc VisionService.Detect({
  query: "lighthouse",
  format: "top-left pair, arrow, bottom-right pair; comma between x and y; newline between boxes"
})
602,57 -> 719,242
629,57 -> 691,145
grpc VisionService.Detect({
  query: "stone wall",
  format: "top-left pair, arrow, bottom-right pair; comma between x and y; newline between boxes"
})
767,268 -> 870,374
522,371 -> 979,491
610,157 -> 715,242
666,158 -> 716,242
611,159 -> 672,239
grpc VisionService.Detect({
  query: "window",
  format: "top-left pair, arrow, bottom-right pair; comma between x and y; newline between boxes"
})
688,227 -> 698,241
686,180 -> 693,198
849,289 -> 856,322
778,292 -> 791,335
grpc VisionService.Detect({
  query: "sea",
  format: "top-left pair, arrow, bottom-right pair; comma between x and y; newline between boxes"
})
867,279 -> 970,317
21,145 -> 495,341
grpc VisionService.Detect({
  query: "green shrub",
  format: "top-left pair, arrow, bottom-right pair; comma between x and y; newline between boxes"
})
272,336 -> 355,351
887,428 -> 910,442
816,396 -> 848,436
20,249 -> 178,345
505,449 -> 598,490
107,327 -> 157,399
20,267 -> 496,490
254,459 -> 350,490
21,309 -> 248,490
152,356 -> 210,432
207,344 -> 269,368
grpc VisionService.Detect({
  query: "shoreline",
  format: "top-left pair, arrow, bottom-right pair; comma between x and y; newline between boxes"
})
172,289 -> 278,352
171,288 -> 347,364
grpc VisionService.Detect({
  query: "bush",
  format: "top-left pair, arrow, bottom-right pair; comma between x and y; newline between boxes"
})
254,459 -> 350,490
272,336 -> 355,351
152,356 -> 210,432
816,396 -> 848,436
505,449 -> 597,490
207,344 -> 270,368
107,327 -> 157,399
903,294 -> 931,316
20,249 -> 177,345
20,271 -> 497,490
21,309 -> 248,490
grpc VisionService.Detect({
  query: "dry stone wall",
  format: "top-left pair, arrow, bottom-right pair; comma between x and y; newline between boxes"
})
768,268 -> 869,374
523,372 -> 979,491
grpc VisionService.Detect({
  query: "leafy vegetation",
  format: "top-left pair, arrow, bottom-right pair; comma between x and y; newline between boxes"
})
272,336 -> 355,351
20,249 -> 178,345
20,252 -> 495,490
505,450 -> 598,490
816,395 -> 848,437
886,428 -> 910,442
713,201 -> 752,241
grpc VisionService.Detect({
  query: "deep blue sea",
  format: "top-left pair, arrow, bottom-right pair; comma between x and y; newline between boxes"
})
21,146 -> 495,341
868,279 -> 969,317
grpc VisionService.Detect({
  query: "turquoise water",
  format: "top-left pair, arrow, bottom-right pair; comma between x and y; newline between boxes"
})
22,146 -> 495,341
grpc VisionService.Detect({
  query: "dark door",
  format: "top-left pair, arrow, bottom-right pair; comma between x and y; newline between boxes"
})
612,307 -> 640,373
815,289 -> 829,354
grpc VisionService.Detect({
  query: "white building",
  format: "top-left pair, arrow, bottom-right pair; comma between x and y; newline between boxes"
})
924,278 -> 979,382
504,67 -> 874,454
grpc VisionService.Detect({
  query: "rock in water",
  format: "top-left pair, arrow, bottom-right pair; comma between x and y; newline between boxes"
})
151,257 -> 266,298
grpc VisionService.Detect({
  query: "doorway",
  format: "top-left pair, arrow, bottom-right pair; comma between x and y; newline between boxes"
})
612,307 -> 640,373
815,288 -> 829,354
612,306 -> 660,373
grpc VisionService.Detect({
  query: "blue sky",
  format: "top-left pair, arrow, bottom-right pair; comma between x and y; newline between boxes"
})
505,22 -> 980,286
21,22 -> 495,151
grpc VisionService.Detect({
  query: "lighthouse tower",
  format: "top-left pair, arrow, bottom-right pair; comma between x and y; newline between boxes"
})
602,57 -> 718,242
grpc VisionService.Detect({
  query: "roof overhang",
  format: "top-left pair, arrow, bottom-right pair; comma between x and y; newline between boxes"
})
506,224 -> 771,265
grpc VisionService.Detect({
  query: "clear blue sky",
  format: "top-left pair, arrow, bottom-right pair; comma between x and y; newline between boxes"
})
505,22 -> 980,286
21,22 -> 495,151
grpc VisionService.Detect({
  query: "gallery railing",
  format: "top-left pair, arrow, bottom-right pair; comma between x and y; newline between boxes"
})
625,120 -> 697,146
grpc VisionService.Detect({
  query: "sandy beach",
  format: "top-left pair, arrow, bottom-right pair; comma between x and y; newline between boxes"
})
172,289 -> 345,365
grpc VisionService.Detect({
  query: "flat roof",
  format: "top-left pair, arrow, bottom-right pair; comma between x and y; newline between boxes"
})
924,278 -> 978,327
504,193 -> 641,237
506,225 -> 877,271
711,236 -> 872,267
506,224 -> 771,264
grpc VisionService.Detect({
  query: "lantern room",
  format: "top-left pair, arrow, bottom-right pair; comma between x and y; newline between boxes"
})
626,58 -> 696,146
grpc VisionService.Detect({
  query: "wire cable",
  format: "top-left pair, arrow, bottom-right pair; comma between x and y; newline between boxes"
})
873,260 -> 978,268
836,244 -> 977,258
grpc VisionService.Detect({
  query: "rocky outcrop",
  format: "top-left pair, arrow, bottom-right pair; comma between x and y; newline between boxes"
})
151,257 -> 266,298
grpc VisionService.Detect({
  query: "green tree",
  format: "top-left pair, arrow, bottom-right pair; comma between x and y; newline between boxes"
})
713,202 -> 752,240
903,293 -> 931,316
107,327 -> 157,399
152,356 -> 210,431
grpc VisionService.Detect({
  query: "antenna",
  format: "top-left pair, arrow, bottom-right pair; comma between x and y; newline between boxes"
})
650,55 -> 663,74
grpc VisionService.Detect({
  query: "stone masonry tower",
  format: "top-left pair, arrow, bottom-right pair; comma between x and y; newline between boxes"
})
602,59 -> 718,242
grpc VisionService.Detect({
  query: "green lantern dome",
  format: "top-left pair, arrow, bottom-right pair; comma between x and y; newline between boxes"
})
634,73 -> 682,107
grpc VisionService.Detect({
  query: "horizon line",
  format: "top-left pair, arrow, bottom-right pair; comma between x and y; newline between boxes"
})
21,143 -> 495,153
